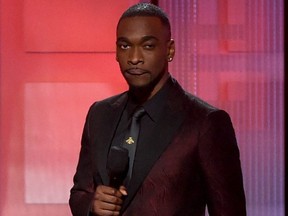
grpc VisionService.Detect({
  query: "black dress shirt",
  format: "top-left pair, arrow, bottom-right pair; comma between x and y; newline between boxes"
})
110,77 -> 171,185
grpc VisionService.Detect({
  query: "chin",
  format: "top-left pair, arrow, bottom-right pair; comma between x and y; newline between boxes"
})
129,83 -> 149,91
128,82 -> 154,93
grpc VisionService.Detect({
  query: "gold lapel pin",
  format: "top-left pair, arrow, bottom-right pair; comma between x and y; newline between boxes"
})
125,137 -> 135,145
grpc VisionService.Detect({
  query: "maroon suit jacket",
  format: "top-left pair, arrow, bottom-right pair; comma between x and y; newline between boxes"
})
69,77 -> 246,216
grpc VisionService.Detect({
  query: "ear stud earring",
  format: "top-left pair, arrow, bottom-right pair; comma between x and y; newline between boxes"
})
168,57 -> 173,62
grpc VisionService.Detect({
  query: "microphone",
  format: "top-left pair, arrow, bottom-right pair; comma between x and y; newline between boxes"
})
107,146 -> 129,188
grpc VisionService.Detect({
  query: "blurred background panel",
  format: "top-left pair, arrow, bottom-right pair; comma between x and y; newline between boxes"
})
23,0 -> 135,52
161,0 -> 284,215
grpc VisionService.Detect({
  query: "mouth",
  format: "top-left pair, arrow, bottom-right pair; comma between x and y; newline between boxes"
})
125,68 -> 148,76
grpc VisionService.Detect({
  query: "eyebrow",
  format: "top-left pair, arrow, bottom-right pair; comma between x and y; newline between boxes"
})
116,35 -> 159,43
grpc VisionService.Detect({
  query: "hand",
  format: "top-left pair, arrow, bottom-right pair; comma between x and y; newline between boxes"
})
91,185 -> 127,216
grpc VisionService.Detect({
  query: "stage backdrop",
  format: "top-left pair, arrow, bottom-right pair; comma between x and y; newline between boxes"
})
0,0 -> 284,216
160,0 -> 284,215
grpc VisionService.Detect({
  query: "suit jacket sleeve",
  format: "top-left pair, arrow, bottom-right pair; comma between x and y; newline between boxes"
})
199,110 -> 246,216
69,106 -> 96,216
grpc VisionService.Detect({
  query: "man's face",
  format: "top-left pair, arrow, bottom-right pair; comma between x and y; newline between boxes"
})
116,16 -> 175,96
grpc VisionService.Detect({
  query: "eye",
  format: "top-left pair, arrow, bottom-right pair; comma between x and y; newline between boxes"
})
118,43 -> 130,50
143,44 -> 155,49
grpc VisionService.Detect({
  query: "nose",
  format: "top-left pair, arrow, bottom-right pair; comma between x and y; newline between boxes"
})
128,47 -> 143,65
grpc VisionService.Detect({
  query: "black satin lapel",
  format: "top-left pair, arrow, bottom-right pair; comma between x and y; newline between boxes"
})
122,105 -> 185,211
96,95 -> 128,186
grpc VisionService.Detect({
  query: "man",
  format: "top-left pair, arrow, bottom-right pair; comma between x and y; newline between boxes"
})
69,3 -> 246,216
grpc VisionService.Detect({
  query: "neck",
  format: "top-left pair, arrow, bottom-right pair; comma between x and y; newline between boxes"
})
129,73 -> 170,105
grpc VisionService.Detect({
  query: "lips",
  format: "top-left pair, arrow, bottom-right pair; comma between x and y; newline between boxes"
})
125,68 -> 148,75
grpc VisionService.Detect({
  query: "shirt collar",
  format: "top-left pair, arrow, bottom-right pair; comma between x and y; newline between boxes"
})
127,76 -> 172,122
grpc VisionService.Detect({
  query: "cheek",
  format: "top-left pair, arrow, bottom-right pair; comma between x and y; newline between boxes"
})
147,54 -> 167,68
117,58 -> 127,70
116,51 -> 127,62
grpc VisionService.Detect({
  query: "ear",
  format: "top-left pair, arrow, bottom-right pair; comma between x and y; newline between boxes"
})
167,39 -> 175,62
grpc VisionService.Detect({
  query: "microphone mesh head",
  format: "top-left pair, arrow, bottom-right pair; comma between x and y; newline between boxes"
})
107,146 -> 129,175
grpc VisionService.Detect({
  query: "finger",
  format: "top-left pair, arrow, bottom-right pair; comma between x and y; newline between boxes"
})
93,208 -> 120,216
92,199 -> 122,216
97,185 -> 123,197
100,186 -> 127,197
119,186 -> 128,196
95,192 -> 123,205
98,201 -> 122,211
95,209 -> 120,216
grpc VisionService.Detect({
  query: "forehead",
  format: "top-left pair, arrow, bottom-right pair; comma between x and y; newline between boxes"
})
117,16 -> 169,40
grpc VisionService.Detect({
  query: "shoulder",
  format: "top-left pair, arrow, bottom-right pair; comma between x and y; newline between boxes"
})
169,78 -> 232,124
84,91 -> 128,121
89,91 -> 127,110
169,78 -> 218,115
184,92 -> 217,113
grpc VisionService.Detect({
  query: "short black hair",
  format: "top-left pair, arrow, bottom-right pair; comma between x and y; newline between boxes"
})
117,3 -> 171,38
